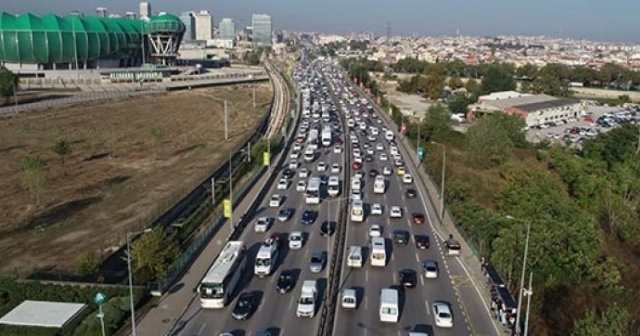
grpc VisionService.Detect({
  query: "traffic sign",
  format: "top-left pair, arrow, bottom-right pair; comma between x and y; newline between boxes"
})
223,199 -> 232,218
417,146 -> 425,161
388,106 -> 392,116
401,123 -> 407,135
263,152 -> 270,166
94,292 -> 106,305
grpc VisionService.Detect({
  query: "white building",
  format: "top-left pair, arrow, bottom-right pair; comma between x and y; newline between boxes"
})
139,2 -> 151,17
219,18 -> 235,41
96,7 -> 107,18
194,10 -> 213,41
251,14 -> 272,47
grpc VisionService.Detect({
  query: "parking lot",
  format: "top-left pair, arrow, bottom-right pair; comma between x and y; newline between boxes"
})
527,105 -> 640,145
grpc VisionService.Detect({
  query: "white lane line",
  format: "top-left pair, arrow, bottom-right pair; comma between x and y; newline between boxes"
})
392,272 -> 397,283
391,252 -> 395,262
415,253 -> 420,263
420,273 -> 425,286
364,296 -> 368,310
280,328 -> 285,336
425,300 -> 430,315
365,270 -> 369,282
288,296 -> 295,310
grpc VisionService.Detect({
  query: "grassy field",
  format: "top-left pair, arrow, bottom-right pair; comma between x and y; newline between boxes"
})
0,84 -> 272,275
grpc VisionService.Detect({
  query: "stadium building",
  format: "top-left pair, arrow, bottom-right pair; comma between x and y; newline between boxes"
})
0,12 -> 185,72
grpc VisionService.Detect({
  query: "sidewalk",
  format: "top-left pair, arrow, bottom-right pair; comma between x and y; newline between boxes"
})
133,166 -> 273,336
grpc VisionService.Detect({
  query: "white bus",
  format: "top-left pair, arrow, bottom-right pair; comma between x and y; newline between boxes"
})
379,288 -> 399,323
370,238 -> 386,267
254,238 -> 279,277
306,177 -> 321,204
373,176 -> 386,194
198,241 -> 247,308
350,200 -> 364,222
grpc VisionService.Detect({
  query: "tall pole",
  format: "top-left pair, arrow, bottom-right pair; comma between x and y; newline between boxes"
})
72,17 -> 79,83
141,23 -> 146,66
440,145 -> 446,221
524,272 -> 533,336
126,233 -> 137,336
515,221 -> 531,335
224,100 -> 228,140
253,86 -> 256,108
12,82 -> 17,106
229,152 -> 234,228
267,137 -> 271,174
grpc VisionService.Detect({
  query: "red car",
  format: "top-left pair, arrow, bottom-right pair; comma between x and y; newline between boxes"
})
412,213 -> 425,224
352,162 -> 362,170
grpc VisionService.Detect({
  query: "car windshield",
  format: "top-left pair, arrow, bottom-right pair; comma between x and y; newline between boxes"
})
200,283 -> 224,298
256,258 -> 271,267
439,311 -> 452,318
291,235 -> 301,241
299,297 -> 313,304
238,298 -> 250,307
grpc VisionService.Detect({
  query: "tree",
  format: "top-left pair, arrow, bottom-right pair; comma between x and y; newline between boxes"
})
447,93 -> 472,115
52,139 -> 71,175
465,113 -> 526,168
20,156 -> 47,207
0,66 -> 18,104
479,64 -> 516,94
422,75 -> 445,100
465,78 -> 479,93
448,76 -> 464,90
531,74 -> 569,97
75,252 -> 101,276
572,304 -> 630,336
618,94 -> 631,103
129,229 -> 180,280
420,104 -> 453,140
516,63 -> 539,79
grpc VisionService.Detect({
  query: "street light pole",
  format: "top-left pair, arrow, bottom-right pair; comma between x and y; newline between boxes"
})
229,151 -> 234,228
431,141 -> 446,221
523,271 -> 533,336
515,220 -> 531,335
126,228 -> 152,336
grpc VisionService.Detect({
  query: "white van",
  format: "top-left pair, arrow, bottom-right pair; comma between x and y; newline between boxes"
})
296,280 -> 317,318
379,288 -> 399,323
350,177 -> 361,191
347,246 -> 363,268
385,130 -> 394,141
370,238 -> 386,267
341,288 -> 357,309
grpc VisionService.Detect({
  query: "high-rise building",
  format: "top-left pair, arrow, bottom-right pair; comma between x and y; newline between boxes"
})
194,10 -> 213,41
139,2 -> 151,17
251,14 -> 272,47
179,12 -> 196,41
219,18 -> 235,40
96,7 -> 107,18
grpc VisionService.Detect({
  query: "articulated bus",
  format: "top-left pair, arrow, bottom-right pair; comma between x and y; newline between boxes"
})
305,177 -> 321,204
198,241 -> 247,308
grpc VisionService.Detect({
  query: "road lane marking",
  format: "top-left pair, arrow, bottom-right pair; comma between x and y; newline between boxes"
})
425,300 -> 430,315
392,272 -> 397,283
415,253 -> 420,263
288,296 -> 294,310
420,274 -> 425,286
364,296 -> 368,310
197,322 -> 207,335
365,270 -> 369,282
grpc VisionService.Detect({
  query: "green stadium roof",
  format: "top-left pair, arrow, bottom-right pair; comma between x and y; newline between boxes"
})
0,12 -> 148,64
148,13 -> 185,34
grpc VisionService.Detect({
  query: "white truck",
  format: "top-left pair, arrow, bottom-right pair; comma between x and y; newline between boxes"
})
321,126 -> 332,147
296,280 -> 318,318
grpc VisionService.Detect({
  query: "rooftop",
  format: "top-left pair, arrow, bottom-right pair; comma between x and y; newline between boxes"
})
0,300 -> 87,328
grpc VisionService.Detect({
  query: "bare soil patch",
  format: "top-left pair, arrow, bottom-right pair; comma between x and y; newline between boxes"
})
0,84 -> 272,275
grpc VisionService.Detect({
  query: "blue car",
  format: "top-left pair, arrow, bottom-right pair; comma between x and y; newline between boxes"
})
301,210 -> 316,225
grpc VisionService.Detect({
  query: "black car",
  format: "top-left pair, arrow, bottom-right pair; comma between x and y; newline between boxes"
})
276,269 -> 296,294
301,210 -> 317,225
393,230 -> 410,245
320,221 -> 335,237
368,169 -> 378,177
414,234 -> 430,249
399,269 -> 417,288
232,292 -> 256,320
282,169 -> 295,179
405,188 -> 417,198
278,208 -> 292,222
365,155 -> 374,162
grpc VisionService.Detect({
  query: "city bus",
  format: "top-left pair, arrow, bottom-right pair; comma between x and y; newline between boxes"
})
305,177 -> 321,204
350,199 -> 364,222
198,241 -> 247,308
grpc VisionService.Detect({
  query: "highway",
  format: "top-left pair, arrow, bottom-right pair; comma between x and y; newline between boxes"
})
176,60 -> 347,336
325,65 -> 472,336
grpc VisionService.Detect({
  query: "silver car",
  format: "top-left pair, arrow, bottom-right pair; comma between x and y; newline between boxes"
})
309,252 -> 326,273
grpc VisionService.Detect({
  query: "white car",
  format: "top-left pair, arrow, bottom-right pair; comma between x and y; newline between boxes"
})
382,166 -> 392,176
289,160 -> 299,170
389,206 -> 402,218
331,163 -> 341,173
290,152 -> 299,159
317,162 -> 327,172
371,203 -> 383,215
366,148 -> 374,155
432,302 -> 453,328
333,146 -> 342,153
423,260 -> 439,279
254,217 -> 271,233
376,143 -> 384,151
403,174 -> 413,184
296,180 -> 307,192
269,194 -> 283,207
354,171 -> 364,179
368,224 -> 382,238
351,189 -> 362,200
277,178 -> 289,190
289,231 -> 303,250
299,168 -> 309,178
379,153 -> 388,161
293,143 -> 302,151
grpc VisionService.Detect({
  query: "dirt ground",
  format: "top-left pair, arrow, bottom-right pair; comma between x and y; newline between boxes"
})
0,84 -> 272,275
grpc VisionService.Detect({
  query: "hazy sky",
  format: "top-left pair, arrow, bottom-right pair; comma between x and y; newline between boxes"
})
1,0 -> 637,42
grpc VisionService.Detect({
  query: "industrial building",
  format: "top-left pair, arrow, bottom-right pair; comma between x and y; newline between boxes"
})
251,14 -> 272,47
0,12 -> 185,71
469,91 -> 583,127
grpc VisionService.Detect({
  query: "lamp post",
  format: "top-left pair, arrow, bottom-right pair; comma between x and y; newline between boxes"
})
229,151 -> 234,228
431,141 -> 446,221
126,228 -> 152,336
523,272 -> 533,336
506,215 -> 531,336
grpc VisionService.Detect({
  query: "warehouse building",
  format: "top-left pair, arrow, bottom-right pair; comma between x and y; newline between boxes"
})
469,91 -> 583,127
